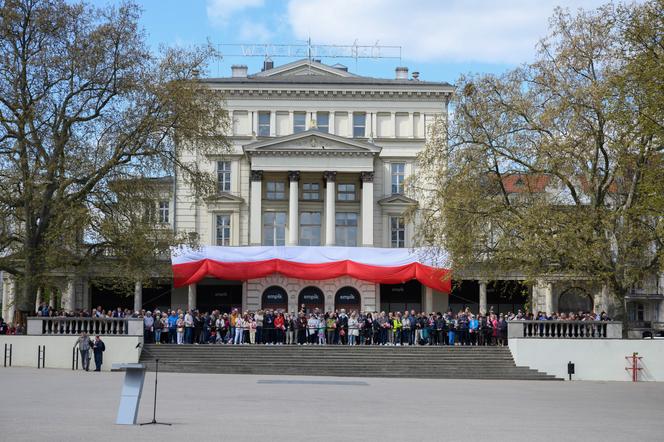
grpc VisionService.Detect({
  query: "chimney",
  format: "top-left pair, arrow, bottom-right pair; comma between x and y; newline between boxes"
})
395,66 -> 408,80
191,68 -> 200,78
262,59 -> 274,72
411,71 -> 420,81
231,64 -> 248,78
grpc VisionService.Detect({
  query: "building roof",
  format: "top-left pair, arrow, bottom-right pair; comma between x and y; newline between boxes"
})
201,59 -> 453,90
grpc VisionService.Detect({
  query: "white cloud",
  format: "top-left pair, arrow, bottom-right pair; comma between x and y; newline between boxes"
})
286,0 -> 611,64
238,20 -> 273,42
207,0 -> 264,26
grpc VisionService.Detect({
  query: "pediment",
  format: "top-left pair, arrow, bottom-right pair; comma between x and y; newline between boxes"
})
378,194 -> 418,206
205,192 -> 244,205
252,59 -> 359,79
243,130 -> 381,155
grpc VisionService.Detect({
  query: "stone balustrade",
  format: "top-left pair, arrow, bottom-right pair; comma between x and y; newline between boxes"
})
27,317 -> 143,337
508,320 -> 622,339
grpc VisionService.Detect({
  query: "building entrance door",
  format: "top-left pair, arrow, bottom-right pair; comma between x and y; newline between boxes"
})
298,286 -> 324,313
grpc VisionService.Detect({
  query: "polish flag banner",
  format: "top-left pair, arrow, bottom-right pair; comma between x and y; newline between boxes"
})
171,246 -> 451,293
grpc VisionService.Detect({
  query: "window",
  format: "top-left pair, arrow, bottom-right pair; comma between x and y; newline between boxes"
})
316,112 -> 329,133
217,160 -> 231,192
258,111 -> 270,137
391,163 -> 405,194
158,201 -> 169,224
216,214 -> 231,246
293,111 -> 306,133
302,182 -> 320,200
628,302 -> 645,321
299,212 -> 321,246
335,212 -> 357,246
262,212 -> 286,246
353,113 -> 366,138
337,183 -> 356,201
266,181 -> 286,200
390,216 -> 405,248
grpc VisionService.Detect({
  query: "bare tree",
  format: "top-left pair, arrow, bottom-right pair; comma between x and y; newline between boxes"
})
0,0 -> 229,311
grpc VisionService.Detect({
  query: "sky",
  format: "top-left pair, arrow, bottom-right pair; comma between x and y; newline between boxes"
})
107,0 -> 614,83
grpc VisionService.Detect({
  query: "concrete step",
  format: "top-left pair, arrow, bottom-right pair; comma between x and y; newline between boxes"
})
138,344 -> 559,381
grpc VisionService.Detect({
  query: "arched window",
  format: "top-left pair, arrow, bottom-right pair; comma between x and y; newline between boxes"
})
558,288 -> 593,313
261,286 -> 288,311
298,286 -> 324,313
334,286 -> 361,313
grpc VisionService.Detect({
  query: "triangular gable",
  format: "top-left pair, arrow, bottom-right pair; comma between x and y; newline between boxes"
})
252,59 -> 359,79
243,130 -> 381,154
378,194 -> 418,206
205,192 -> 245,204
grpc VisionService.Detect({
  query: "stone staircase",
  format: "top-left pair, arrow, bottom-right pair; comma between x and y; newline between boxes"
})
139,344 -> 560,380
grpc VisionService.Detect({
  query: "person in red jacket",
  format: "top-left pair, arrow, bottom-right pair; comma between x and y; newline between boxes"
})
274,312 -> 285,345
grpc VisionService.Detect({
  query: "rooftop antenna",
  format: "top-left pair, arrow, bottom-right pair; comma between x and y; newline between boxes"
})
216,41 -> 402,76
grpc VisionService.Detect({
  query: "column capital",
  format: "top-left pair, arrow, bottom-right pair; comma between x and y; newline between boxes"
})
360,171 -> 375,183
250,170 -> 263,181
288,171 -> 301,182
323,171 -> 337,182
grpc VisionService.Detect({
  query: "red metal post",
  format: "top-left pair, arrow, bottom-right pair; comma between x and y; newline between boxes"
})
625,352 -> 643,382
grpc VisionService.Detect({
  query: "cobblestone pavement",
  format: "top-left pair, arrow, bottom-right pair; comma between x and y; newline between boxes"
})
1,367 -> 663,442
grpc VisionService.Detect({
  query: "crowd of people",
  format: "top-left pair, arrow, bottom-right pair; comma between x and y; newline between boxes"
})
27,302 -> 613,346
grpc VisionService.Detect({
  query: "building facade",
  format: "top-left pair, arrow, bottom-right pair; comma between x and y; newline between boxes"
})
2,59 -> 662,337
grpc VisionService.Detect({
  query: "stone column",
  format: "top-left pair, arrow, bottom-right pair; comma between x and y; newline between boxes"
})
35,287 -> 43,315
187,283 -> 197,311
409,112 -> 415,138
329,111 -> 335,135
49,289 -> 56,309
347,112 -> 353,137
62,277 -> 75,312
479,280 -> 488,315
1,276 -> 9,323
537,279 -> 554,314
249,170 -> 263,245
424,286 -> 433,313
6,277 -> 16,324
252,111 -> 258,136
133,280 -> 143,312
324,171 -> 336,246
288,111 -> 294,134
81,278 -> 90,311
390,112 -> 396,138
288,171 -> 300,246
360,172 -> 374,246
269,111 -> 276,136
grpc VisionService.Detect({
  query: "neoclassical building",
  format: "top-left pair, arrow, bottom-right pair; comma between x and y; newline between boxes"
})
2,59 -> 662,337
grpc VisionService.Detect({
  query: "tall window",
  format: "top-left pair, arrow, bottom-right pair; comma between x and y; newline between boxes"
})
316,112 -> 329,133
217,160 -> 231,192
302,182 -> 320,200
391,163 -> 405,194
293,111 -> 306,133
390,216 -> 405,248
353,112 -> 366,138
158,201 -> 170,224
262,212 -> 286,246
258,111 -> 270,137
337,183 -> 356,201
335,212 -> 358,246
216,214 -> 231,246
266,181 -> 286,200
299,212 -> 321,246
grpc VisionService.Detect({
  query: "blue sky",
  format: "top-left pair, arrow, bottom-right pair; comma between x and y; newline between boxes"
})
109,0 -> 613,83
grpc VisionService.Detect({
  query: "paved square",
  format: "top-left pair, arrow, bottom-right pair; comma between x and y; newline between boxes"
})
0,368 -> 662,441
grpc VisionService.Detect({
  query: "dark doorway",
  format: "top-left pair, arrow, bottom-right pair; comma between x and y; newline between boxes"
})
298,286 -> 324,312
90,280 -> 133,310
487,280 -> 528,315
197,283 -> 243,314
449,280 -> 479,313
558,287 -> 593,313
262,286 -> 289,311
335,286 -> 361,312
380,280 -> 421,313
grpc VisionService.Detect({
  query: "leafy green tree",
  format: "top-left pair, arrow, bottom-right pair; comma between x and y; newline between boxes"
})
410,1 -> 664,318
0,0 -> 229,311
